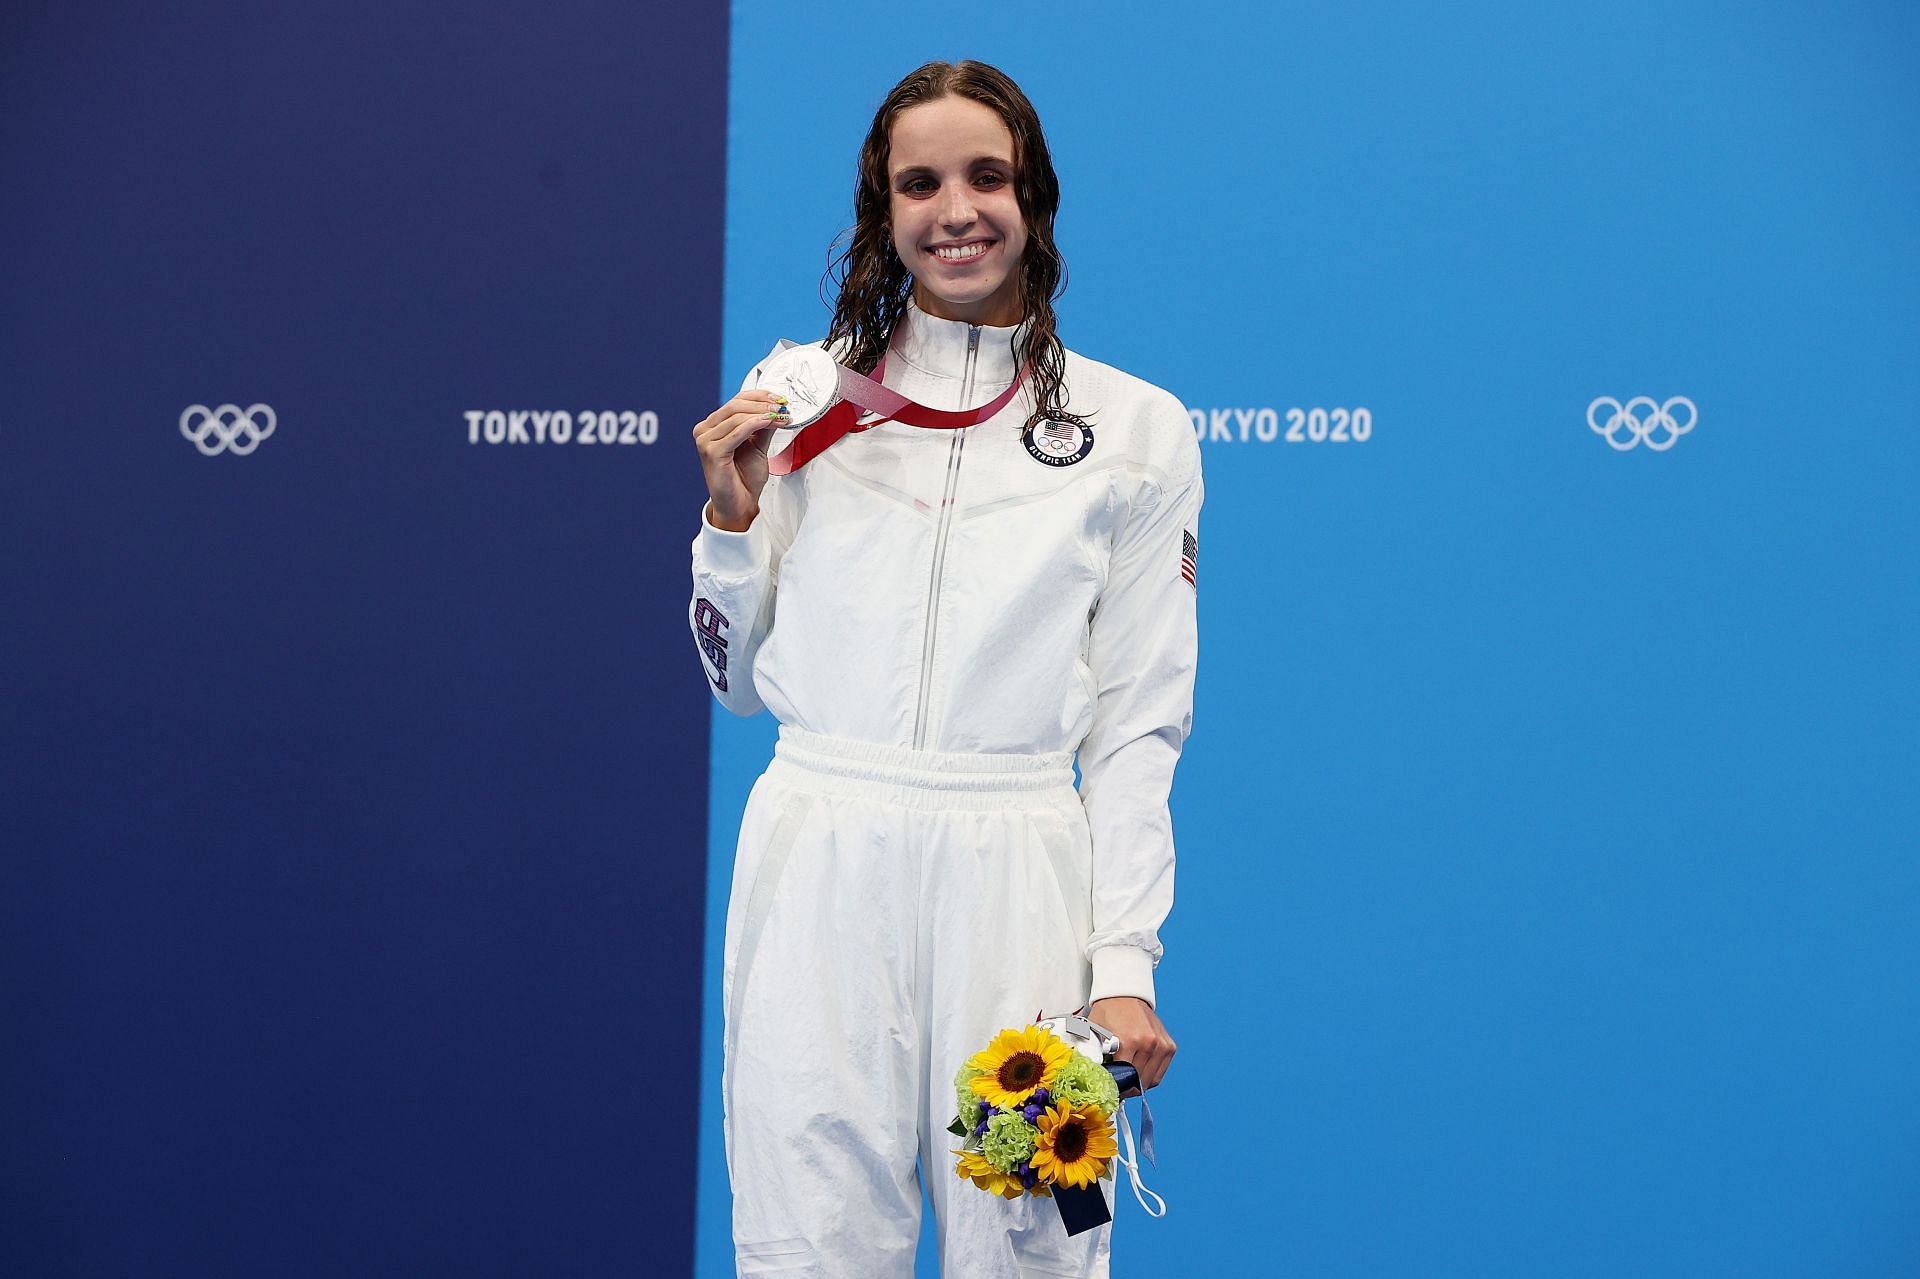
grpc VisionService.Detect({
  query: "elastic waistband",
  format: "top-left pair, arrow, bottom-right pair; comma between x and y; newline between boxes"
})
771,725 -> 1076,807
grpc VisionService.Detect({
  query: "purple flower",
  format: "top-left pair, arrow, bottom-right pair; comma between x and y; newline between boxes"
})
1019,1164 -> 1039,1190
1022,1104 -> 1042,1121
973,1119 -> 989,1137
977,1100 -> 991,1117
1032,1088 -> 1051,1107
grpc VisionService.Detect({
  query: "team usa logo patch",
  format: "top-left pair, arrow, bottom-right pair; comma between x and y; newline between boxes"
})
1022,418 -> 1094,467
693,597 -> 731,691
1180,529 -> 1198,591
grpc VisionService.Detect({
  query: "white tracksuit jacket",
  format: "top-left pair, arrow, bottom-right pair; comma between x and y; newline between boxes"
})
689,296 -> 1202,1009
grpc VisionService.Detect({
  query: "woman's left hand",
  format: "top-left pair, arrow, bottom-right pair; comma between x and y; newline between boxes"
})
1087,996 -> 1176,1094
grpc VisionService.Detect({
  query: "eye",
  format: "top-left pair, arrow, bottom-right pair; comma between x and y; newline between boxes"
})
977,173 -> 1005,187
903,178 -> 934,194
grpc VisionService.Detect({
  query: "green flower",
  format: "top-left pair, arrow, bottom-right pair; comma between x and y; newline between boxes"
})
1050,1053 -> 1120,1115
981,1112 -> 1038,1174
955,1063 -> 987,1127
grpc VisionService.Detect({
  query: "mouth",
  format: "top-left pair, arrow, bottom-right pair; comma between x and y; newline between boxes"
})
928,239 -> 995,264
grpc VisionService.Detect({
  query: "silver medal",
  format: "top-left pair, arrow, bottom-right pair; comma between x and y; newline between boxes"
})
754,343 -> 843,452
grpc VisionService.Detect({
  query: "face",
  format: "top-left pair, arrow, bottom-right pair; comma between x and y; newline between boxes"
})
886,95 -> 1030,327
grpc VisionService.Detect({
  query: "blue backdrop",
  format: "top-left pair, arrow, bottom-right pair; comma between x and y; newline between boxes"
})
706,2 -> 1919,1276
4,2 -> 1916,1276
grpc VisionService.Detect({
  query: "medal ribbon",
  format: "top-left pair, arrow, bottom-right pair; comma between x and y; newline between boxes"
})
767,350 -> 1033,476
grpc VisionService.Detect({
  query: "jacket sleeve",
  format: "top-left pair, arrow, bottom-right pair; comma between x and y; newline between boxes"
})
688,345 -> 802,716
1077,404 -> 1204,1009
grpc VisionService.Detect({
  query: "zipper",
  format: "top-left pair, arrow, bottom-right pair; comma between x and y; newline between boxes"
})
910,323 -> 980,749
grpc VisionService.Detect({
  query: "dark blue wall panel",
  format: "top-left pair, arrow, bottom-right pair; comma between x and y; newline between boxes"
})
1,4 -> 727,1273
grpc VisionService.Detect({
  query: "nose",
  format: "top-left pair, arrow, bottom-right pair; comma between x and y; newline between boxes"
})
939,182 -> 976,230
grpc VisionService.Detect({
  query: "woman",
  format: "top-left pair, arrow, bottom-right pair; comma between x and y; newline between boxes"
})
688,59 -> 1200,1279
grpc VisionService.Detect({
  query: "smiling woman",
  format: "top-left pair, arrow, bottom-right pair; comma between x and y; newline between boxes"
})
885,96 -> 1031,327
687,58 -> 1201,1279
814,60 -> 1091,448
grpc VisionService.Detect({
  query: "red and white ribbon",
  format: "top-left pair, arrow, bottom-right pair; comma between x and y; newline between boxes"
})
768,349 -> 1033,475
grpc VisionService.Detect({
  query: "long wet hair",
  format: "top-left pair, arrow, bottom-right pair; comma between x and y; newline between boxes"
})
819,60 -> 1089,435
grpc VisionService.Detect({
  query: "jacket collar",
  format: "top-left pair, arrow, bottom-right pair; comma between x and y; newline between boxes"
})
889,294 -> 1033,388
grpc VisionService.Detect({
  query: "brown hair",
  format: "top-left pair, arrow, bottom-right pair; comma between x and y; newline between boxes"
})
819,59 -> 1089,435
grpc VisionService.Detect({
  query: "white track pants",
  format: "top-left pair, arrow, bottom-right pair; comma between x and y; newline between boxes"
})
721,725 -> 1115,1278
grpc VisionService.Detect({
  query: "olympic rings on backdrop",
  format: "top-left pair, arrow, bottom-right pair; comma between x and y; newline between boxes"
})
180,403 -> 277,456
1586,396 -> 1697,452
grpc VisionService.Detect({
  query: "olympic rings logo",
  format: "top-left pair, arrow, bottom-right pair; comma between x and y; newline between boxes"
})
1586,396 -> 1697,452
180,403 -> 276,456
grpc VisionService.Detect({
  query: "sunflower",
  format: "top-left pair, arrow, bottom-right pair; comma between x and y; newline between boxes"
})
1029,1101 -> 1118,1190
967,1025 -> 1075,1109
954,1148 -> 1026,1200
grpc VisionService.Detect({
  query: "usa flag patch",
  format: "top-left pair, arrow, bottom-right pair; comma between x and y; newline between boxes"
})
1180,529 -> 1198,590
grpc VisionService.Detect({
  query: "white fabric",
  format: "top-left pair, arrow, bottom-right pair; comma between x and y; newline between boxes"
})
721,727 -> 1113,1277
689,297 -> 1204,1010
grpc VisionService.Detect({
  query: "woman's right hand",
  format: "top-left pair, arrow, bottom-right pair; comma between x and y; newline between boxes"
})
692,389 -> 788,532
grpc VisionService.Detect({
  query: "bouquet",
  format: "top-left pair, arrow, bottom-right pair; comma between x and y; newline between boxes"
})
948,1012 -> 1162,1234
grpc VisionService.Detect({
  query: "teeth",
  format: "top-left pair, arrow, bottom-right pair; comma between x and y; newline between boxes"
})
933,242 -> 990,261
